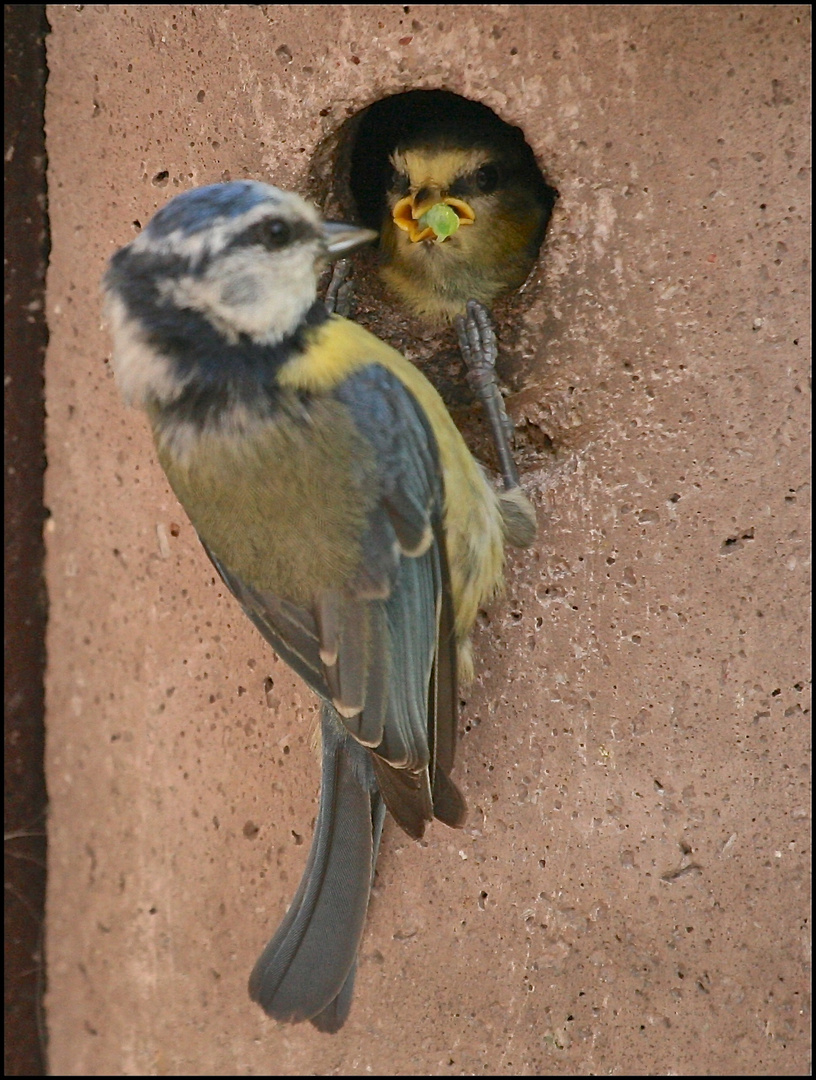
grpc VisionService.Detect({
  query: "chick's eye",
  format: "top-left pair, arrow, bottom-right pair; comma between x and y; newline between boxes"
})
475,164 -> 500,194
249,218 -> 292,249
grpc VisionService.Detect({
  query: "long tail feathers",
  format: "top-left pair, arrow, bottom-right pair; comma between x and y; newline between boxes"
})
249,705 -> 384,1031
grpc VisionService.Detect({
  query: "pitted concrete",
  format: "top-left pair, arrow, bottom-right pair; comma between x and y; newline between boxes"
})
44,5 -> 810,1074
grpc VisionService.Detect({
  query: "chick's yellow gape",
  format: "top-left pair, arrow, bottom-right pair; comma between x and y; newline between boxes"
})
104,181 -> 528,1032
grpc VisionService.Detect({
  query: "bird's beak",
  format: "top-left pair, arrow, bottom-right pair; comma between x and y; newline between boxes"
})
392,189 -> 476,244
321,221 -> 379,258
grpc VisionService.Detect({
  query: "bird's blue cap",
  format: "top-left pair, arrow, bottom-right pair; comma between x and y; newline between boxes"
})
146,181 -> 278,240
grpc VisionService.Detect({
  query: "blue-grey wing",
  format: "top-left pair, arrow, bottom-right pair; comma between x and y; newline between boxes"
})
203,363 -> 464,837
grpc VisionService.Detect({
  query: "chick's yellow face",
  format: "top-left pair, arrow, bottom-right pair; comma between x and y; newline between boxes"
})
389,148 -> 482,244
380,144 -> 546,321
386,147 -> 494,246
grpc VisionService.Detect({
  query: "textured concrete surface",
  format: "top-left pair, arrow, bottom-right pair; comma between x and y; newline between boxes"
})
44,5 -> 810,1074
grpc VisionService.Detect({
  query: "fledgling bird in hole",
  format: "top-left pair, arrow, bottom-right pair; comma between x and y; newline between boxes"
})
104,181 -> 536,1031
354,91 -> 557,497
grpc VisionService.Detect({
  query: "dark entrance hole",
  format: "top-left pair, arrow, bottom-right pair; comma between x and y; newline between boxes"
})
346,89 -> 556,243
308,89 -> 559,470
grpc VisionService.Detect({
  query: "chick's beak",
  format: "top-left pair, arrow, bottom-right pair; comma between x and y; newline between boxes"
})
393,188 -> 476,244
321,221 -> 378,258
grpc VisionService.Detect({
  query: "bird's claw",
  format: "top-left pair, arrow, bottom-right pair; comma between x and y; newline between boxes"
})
455,299 -> 520,490
455,300 -> 516,444
324,258 -> 355,317
455,299 -> 498,378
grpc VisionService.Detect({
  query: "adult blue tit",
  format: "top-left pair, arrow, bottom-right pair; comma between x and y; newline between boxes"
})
104,180 -> 534,1031
354,90 -> 557,498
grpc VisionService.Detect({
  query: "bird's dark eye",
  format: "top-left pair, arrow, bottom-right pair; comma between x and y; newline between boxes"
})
246,217 -> 292,250
475,164 -> 500,194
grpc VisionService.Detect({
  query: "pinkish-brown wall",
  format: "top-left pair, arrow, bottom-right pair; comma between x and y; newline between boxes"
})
44,5 -> 810,1074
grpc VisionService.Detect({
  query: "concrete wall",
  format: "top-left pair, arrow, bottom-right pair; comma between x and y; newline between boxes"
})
44,5 -> 810,1074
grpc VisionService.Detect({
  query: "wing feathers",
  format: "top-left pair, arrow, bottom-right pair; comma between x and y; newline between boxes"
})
205,361 -> 468,840
371,756 -> 433,840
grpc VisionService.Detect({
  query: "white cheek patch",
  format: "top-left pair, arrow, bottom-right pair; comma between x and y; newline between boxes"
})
163,242 -> 322,345
220,272 -> 263,307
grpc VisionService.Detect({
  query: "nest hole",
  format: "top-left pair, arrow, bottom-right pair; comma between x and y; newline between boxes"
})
307,89 -> 558,468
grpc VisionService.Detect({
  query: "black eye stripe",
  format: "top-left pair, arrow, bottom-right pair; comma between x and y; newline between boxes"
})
448,163 -> 503,199
232,217 -> 315,251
